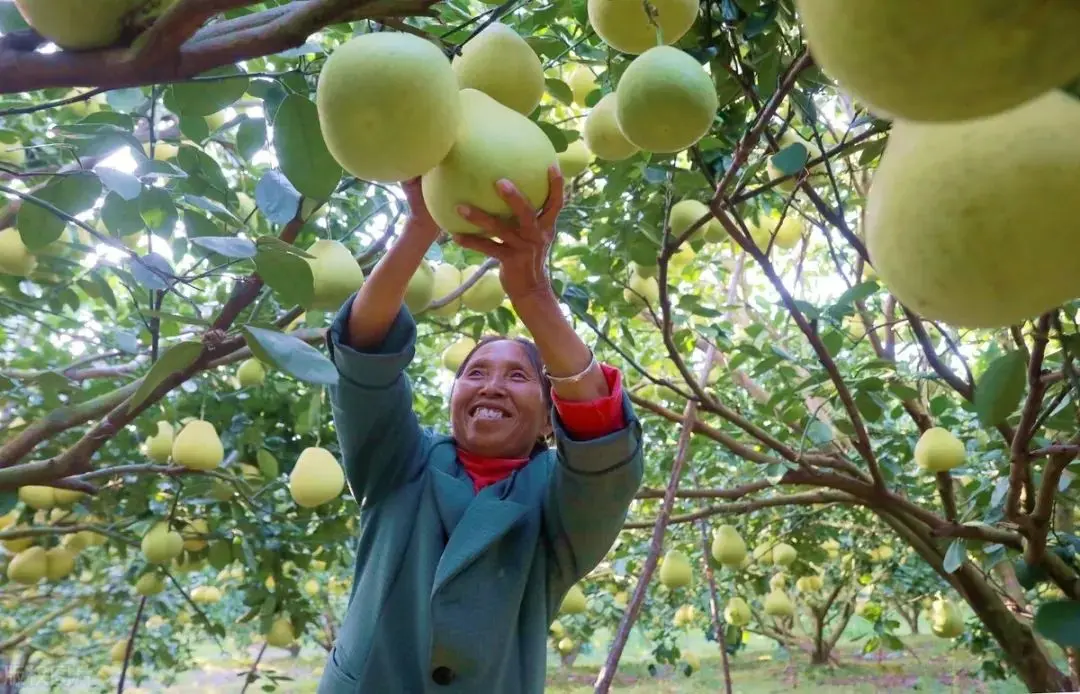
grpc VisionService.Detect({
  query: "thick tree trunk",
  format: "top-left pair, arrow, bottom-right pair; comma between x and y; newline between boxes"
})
877,509 -> 1071,693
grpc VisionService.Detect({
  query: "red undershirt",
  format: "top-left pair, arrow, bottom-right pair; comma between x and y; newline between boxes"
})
457,363 -> 626,492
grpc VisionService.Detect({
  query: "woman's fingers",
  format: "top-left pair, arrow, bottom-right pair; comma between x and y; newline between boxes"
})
495,179 -> 539,231
452,233 -> 509,260
537,166 -> 566,229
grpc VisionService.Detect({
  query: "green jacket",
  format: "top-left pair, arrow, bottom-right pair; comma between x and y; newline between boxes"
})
316,297 -> 644,693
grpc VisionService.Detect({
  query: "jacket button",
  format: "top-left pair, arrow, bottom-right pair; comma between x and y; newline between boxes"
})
432,666 -> 455,685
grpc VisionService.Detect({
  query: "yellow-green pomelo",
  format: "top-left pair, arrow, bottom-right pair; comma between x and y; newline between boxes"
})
181,519 -> 209,551
583,93 -> 639,161
134,572 -> 166,596
143,141 -> 179,161
556,140 -> 593,178
724,597 -> 751,626
422,89 -> 557,236
659,549 -> 692,589
772,543 -> 797,567
587,0 -> 699,55
17,486 -> 55,510
13,0 -> 153,51
191,585 -> 222,604
236,358 -> 266,388
442,337 -> 475,372
914,427 -> 965,473
7,546 -> 47,584
66,89 -> 104,118
793,0 -> 1080,122
711,525 -> 748,567
0,228 -> 37,277
204,110 -> 227,131
0,145 -> 26,167
796,575 -> 823,593
771,215 -> 803,250
615,46 -> 718,153
428,264 -> 462,318
289,447 -> 345,508
567,65 -> 598,107
45,546 -> 76,581
404,260 -> 435,314
624,273 -> 659,309
265,617 -> 295,647
865,92 -> 1080,329
453,23 -> 544,116
668,199 -> 721,241
560,584 -> 587,614
315,32 -> 461,183
144,421 -> 174,463
171,419 -> 224,471
58,616 -> 80,633
303,239 -> 365,311
930,598 -> 964,638
141,522 -> 183,564
461,266 -> 506,313
763,589 -> 794,618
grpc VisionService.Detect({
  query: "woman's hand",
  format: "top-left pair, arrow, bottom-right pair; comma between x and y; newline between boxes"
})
451,165 -> 565,302
401,177 -> 440,240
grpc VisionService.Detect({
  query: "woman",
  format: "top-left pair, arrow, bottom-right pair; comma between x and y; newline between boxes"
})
317,166 -> 644,693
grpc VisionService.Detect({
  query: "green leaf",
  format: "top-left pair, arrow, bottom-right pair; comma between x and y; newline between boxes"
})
253,238 -> 314,308
255,171 -> 302,225
0,3 -> 29,31
207,541 -> 233,570
129,252 -> 175,290
17,173 -> 102,249
178,112 -> 210,142
128,341 -> 203,411
943,539 -> 966,574
139,187 -> 178,232
256,449 -> 280,479
854,391 -> 883,422
237,117 -> 267,160
95,166 -> 142,201
176,145 -> 230,201
974,351 -> 1027,426
242,327 -> 338,386
273,94 -> 341,200
537,120 -> 568,153
545,78 -> 574,106
858,137 -> 888,166
0,490 -> 16,515
190,236 -> 256,259
101,191 -> 146,236
167,65 -> 249,116
1034,600 -> 1080,647
769,143 -> 808,177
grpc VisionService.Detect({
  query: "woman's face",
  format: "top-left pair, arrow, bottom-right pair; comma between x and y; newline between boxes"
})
450,340 -> 550,459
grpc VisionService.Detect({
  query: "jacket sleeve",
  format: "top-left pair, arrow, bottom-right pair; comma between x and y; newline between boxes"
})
543,389 -> 644,598
326,294 -> 429,509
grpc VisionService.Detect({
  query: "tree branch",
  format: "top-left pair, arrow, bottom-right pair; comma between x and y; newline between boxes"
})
623,490 -> 856,529
1007,313 -> 1053,521
0,0 -> 441,94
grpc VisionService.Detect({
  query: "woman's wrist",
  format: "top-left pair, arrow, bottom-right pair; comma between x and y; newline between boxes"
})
403,216 -> 440,242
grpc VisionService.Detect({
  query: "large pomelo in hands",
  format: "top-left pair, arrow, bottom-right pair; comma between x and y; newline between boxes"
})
14,0 -> 163,50
865,92 -> 1080,329
316,32 -> 461,182
453,23 -> 544,116
615,47 -> 718,153
793,0 -> 1080,122
289,447 -> 345,508
587,0 -> 699,55
422,89 -> 557,236
303,239 -> 364,311
584,94 -> 639,161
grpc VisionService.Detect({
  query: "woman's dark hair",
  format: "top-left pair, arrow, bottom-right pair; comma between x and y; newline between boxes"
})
453,335 -> 554,453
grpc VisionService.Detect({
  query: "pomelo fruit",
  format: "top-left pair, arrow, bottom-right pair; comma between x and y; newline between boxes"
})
567,65 -> 599,106
303,239 -> 365,311
793,0 -> 1080,122
724,597 -> 751,626
668,199 -> 722,241
171,420 -> 224,471
0,228 -> 37,277
289,447 -> 345,508
428,264 -> 462,318
615,46 -> 717,153
0,145 -> 26,167
587,0 -> 699,55
556,140 -> 593,178
764,589 -> 794,618
461,266 -> 506,313
442,337 -> 475,372
316,32 -> 461,182
914,428 -> 965,473
404,260 -> 435,314
13,0 -> 160,51
421,89 -> 557,236
865,91 -> 1080,328
624,272 -> 659,309
583,93 -> 639,161
930,598 -> 964,638
453,22 -> 544,116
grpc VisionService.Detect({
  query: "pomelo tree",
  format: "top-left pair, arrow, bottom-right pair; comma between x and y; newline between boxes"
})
1,1 -> 1079,693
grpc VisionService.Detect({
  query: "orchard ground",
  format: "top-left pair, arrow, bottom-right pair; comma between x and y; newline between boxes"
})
29,620 -> 1027,694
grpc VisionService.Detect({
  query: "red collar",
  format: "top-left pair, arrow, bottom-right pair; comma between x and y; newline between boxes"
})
456,447 -> 530,493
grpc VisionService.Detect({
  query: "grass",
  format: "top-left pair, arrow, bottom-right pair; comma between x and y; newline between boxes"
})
127,624 -> 1027,694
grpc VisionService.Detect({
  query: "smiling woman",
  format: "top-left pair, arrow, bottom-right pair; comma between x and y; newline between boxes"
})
316,168 -> 644,694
